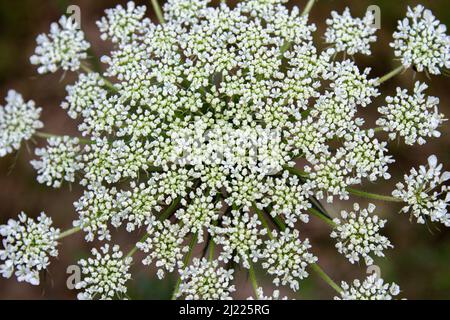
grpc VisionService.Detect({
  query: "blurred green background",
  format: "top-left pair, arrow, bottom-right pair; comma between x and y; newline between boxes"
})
0,0 -> 449,299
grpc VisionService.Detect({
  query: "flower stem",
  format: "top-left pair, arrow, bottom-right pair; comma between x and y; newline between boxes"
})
57,227 -> 81,240
151,0 -> 165,24
308,208 -> 336,227
126,197 -> 182,259
171,233 -> 198,300
302,0 -> 316,16
253,204 -> 274,240
80,63 -> 117,92
347,187 -> 402,203
311,263 -> 342,294
248,262 -> 260,298
377,65 -> 405,84
284,166 -> 309,179
35,131 -> 93,144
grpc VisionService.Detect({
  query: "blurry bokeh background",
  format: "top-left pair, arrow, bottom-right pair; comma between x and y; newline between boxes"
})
0,0 -> 449,300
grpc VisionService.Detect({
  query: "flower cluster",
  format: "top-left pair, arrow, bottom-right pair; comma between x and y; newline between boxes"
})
76,244 -> 132,300
137,217 -> 189,279
325,8 -> 377,56
393,155 -> 450,227
31,136 -> 82,188
336,274 -> 401,300
331,203 -> 392,266
0,212 -> 59,285
177,258 -> 235,300
262,229 -> 317,291
391,5 -> 450,75
0,90 -> 43,157
377,82 -> 446,145
30,16 -> 90,74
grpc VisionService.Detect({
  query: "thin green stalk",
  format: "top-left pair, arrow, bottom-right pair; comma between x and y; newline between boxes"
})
208,240 -> 215,262
35,131 -> 93,144
302,0 -> 316,16
311,263 -> 342,294
377,65 -> 405,84
172,233 -> 198,300
126,197 -> 182,259
253,204 -> 274,240
80,63 -> 117,92
151,0 -> 165,24
347,187 -> 402,203
284,166 -> 309,179
248,263 -> 260,298
57,227 -> 81,240
308,208 -> 336,227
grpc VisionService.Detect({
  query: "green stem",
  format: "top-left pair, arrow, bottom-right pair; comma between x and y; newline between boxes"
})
208,240 -> 215,262
151,0 -> 165,24
80,63 -> 117,92
57,227 -> 81,240
284,166 -> 309,179
35,131 -> 94,144
272,215 -> 287,232
311,263 -> 342,294
253,204 -> 274,240
347,187 -> 402,203
248,263 -> 260,298
377,65 -> 405,84
126,197 -> 182,259
172,233 -> 198,300
308,208 -> 336,227
302,0 -> 316,16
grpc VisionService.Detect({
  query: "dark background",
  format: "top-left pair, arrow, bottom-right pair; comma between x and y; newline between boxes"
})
0,0 -> 449,299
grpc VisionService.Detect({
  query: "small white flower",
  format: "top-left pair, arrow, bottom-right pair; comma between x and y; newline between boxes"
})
0,212 -> 60,285
247,287 -> 289,300
391,5 -> 450,75
336,274 -> 401,300
331,203 -> 392,266
61,73 -> 107,119
30,15 -> 90,74
262,229 -> 317,291
177,258 -> 235,300
325,8 -> 377,56
377,81 -> 446,145
76,244 -> 132,300
0,90 -> 43,157
393,155 -> 450,227
97,1 -> 149,43
212,211 -> 266,269
31,136 -> 82,188
137,217 -> 189,279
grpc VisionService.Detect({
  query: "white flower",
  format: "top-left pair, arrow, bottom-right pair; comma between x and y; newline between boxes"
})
76,244 -> 132,300
61,73 -> 107,119
73,184 -> 118,242
261,171 -> 312,227
393,155 -> 450,227
30,16 -> 90,74
336,274 -> 401,300
163,0 -> 211,25
0,212 -> 60,285
176,191 -> 221,242
391,5 -> 450,75
325,8 -> 377,56
262,229 -> 317,291
0,90 -> 43,157
377,81 -> 446,145
212,211 -> 266,269
331,203 -> 392,266
31,136 -> 82,188
177,258 -> 235,300
137,217 -> 188,279
97,1 -> 149,43
247,287 -> 289,300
